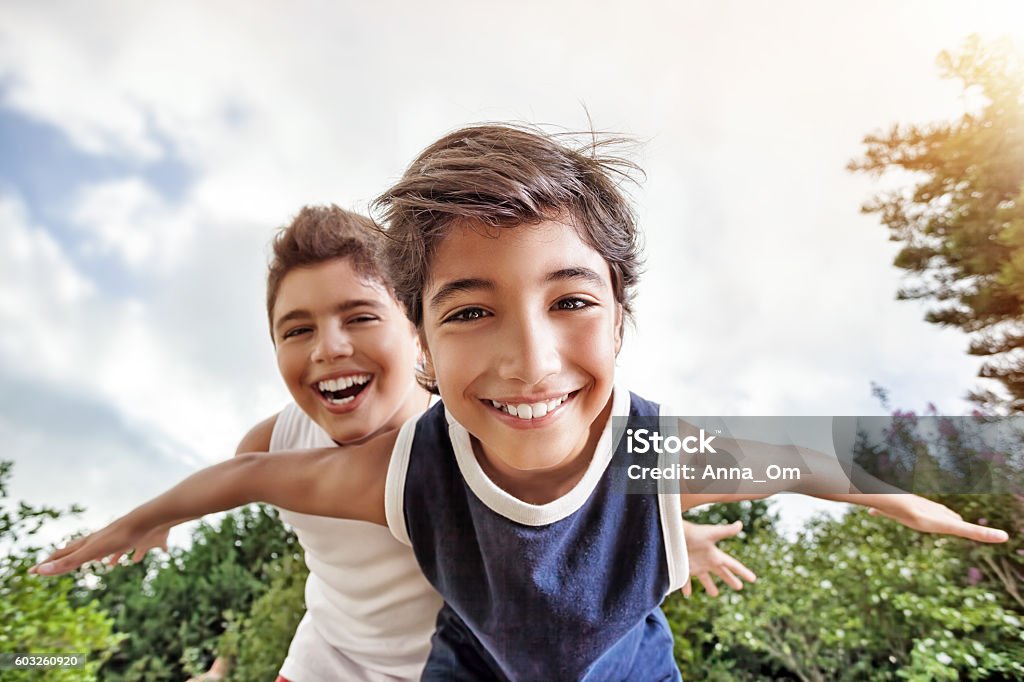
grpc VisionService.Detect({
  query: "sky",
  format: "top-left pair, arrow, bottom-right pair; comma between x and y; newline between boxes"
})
2,1 -> 1023,546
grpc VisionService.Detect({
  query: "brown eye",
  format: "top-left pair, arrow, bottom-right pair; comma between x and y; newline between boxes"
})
555,297 -> 590,311
282,327 -> 312,339
444,307 -> 490,324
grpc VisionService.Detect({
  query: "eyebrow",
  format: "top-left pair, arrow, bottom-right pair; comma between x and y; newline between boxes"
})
427,267 -> 607,311
428,278 -> 494,311
546,267 -> 606,287
273,299 -> 385,332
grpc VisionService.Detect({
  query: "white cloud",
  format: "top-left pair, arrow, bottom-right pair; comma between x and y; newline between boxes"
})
70,177 -> 198,271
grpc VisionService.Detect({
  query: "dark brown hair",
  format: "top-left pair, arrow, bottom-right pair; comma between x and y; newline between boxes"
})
372,124 -> 644,329
266,205 -> 389,334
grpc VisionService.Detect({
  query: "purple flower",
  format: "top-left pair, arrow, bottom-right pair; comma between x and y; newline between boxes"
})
967,567 -> 983,585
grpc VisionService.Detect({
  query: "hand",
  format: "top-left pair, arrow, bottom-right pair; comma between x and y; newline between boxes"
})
106,524 -> 171,566
29,514 -> 160,577
682,520 -> 757,597
868,494 -> 1009,543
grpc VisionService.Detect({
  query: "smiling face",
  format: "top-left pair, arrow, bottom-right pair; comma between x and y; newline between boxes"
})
422,219 -> 623,482
272,257 -> 425,445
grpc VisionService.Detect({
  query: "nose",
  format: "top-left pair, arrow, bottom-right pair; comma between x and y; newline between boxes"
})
497,313 -> 562,386
311,325 -> 354,363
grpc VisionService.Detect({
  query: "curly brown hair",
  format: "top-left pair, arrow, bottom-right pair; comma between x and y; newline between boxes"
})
372,124 -> 644,331
265,205 -> 390,336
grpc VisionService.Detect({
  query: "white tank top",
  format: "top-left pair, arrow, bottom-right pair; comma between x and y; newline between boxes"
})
272,402 -> 442,682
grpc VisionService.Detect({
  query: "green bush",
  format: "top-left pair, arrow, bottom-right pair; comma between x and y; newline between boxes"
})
0,461 -> 123,681
220,551 -> 308,681
666,509 -> 1024,681
74,504 -> 301,681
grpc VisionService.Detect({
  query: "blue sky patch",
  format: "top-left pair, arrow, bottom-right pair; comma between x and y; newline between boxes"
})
0,98 -> 194,296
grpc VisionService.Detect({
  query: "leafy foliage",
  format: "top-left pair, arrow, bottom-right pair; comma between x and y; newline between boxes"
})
669,393 -> 1024,681
850,35 -> 1024,411
219,552 -> 308,681
853,390 -> 1024,612
0,461 -> 123,681
671,501 -> 778,679
667,509 -> 1024,681
71,505 -> 301,681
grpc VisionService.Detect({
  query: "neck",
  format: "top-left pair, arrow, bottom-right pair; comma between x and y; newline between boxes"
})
334,385 -> 433,447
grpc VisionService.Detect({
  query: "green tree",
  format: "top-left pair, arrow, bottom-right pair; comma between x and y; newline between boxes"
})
74,505 -> 301,681
850,35 -> 1024,412
219,551 -> 308,682
0,461 -> 123,681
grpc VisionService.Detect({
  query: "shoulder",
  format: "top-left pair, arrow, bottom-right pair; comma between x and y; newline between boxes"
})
234,413 -> 280,455
624,388 -> 661,417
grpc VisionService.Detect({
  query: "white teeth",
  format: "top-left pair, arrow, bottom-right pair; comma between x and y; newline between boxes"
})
317,374 -> 371,393
491,394 -> 569,420
327,395 -> 354,405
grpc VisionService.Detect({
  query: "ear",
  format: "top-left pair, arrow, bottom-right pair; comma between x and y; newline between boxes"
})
614,304 -> 624,355
415,328 -> 430,362
412,327 -> 425,359
415,330 -> 439,389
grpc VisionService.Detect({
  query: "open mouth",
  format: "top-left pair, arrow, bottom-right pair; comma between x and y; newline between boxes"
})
316,373 -> 372,406
484,390 -> 578,421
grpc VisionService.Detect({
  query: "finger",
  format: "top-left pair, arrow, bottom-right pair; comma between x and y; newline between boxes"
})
30,538 -> 88,574
948,520 -> 1009,543
35,536 -> 86,565
724,556 -> 757,584
698,572 -> 719,597
867,507 -> 879,516
714,566 -> 743,591
707,520 -> 744,542
132,549 -> 147,564
32,550 -> 94,576
682,581 -> 692,598
108,552 -> 125,566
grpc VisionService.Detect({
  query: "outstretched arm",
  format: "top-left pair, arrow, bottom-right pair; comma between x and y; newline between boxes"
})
672,421 -> 1008,543
31,429 -> 394,576
99,415 -> 284,569
817,491 -> 1008,543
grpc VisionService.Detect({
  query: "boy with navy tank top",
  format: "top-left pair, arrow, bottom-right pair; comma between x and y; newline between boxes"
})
35,125 -> 1009,680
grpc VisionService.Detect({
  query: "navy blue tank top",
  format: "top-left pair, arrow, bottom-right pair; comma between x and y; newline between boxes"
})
386,388 -> 688,680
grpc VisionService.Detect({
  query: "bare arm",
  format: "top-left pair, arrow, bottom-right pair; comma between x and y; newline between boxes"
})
104,414 -> 284,568
31,428 -> 393,576
676,427 -> 1009,544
